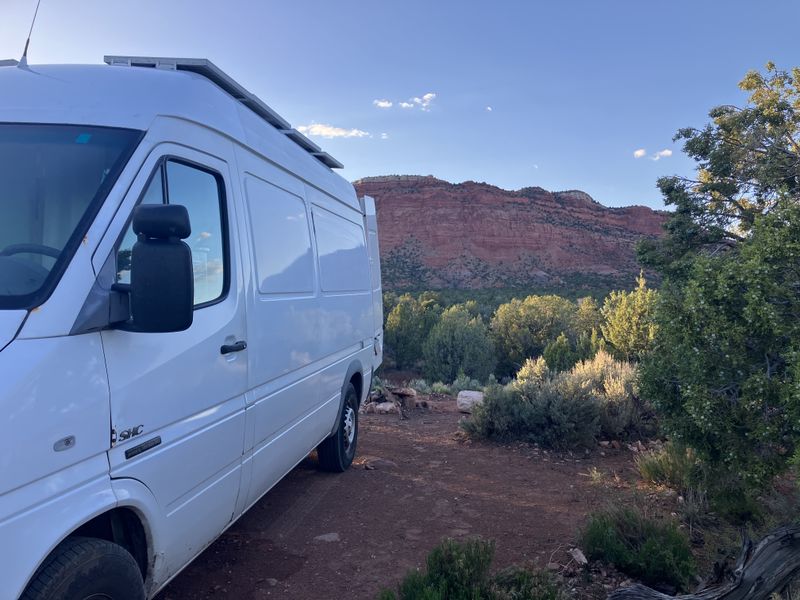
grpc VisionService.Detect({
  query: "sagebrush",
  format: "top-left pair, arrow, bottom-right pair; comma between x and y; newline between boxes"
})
378,538 -> 564,600
580,506 -> 695,591
464,351 -> 652,448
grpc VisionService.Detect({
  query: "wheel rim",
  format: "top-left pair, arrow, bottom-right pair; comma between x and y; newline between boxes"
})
343,405 -> 356,450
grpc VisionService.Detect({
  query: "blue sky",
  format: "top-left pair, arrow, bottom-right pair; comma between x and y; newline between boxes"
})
2,1 -> 798,208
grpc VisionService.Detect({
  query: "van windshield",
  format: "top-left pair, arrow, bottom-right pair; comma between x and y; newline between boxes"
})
0,124 -> 141,310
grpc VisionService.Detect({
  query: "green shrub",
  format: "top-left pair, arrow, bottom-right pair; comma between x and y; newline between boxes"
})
636,443 -> 698,492
379,538 -> 564,600
514,357 -> 550,387
463,379 -> 599,450
423,305 -> 496,383
385,294 -> 441,369
600,272 -> 658,361
490,567 -> 564,600
580,506 -> 695,590
450,372 -> 485,396
563,351 -> 653,440
465,351 -> 654,448
431,381 -> 451,395
490,295 -> 577,377
542,332 -> 579,372
409,379 -> 432,395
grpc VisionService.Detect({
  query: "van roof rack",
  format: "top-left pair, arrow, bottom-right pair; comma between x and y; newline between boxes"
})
103,55 -> 344,169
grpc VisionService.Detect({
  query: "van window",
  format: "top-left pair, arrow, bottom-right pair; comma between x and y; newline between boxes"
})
245,177 -> 314,294
116,159 -> 227,306
0,124 -> 141,310
312,207 -> 369,292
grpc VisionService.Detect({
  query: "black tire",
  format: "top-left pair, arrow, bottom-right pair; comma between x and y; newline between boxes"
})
318,382 -> 359,472
21,536 -> 145,600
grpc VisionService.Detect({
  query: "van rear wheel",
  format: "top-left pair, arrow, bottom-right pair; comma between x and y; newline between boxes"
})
21,536 -> 145,600
318,382 -> 359,472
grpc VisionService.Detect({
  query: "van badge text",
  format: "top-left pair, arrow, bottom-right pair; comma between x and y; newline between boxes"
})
112,425 -> 144,445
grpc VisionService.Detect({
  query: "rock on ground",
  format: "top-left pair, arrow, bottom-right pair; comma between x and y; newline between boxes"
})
457,390 -> 484,414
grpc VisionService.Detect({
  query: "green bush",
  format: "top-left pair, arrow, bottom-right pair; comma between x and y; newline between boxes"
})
408,379 -> 432,395
637,65 -> 800,497
564,351 -> 653,440
542,332 -> 578,372
580,506 -> 695,591
600,273 -> 658,361
385,293 -> 442,369
450,372 -> 485,397
490,295 -> 577,377
431,381 -> 451,395
514,357 -> 550,387
467,352 -> 651,448
636,443 -> 698,492
463,379 -> 599,450
423,305 -> 496,383
379,538 -> 564,600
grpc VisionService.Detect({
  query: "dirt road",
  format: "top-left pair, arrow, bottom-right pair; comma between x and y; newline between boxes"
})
159,399 -> 633,599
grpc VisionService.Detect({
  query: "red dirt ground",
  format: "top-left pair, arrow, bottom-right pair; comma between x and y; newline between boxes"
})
159,398 -> 636,600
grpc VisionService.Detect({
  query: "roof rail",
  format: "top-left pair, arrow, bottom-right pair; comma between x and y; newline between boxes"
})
103,55 -> 343,169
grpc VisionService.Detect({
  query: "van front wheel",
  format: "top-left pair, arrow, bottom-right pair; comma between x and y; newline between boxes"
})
318,382 -> 359,472
21,536 -> 145,600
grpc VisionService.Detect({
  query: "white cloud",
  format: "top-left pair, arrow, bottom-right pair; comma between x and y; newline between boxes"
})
297,123 -> 369,139
380,132 -> 389,140
651,149 -> 673,161
486,106 -> 493,112
633,148 -> 647,159
376,92 -> 438,111
412,92 -> 437,111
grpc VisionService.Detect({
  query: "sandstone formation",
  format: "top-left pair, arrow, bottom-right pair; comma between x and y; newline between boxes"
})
353,175 -> 667,291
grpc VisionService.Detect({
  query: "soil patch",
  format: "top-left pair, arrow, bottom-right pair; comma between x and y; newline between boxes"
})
159,398 -> 635,599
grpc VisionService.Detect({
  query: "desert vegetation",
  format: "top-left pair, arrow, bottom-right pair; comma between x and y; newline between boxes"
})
377,63 -> 800,599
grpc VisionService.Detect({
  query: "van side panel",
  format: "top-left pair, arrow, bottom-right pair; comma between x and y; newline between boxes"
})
235,145 -> 375,508
234,147 -> 333,509
362,195 -> 384,370
306,185 -> 375,407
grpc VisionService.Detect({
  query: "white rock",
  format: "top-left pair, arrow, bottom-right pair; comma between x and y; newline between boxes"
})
314,532 -> 340,542
456,390 -> 484,413
374,402 -> 398,414
568,547 -> 588,565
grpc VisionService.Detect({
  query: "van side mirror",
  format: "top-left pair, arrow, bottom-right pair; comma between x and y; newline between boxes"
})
129,204 -> 194,332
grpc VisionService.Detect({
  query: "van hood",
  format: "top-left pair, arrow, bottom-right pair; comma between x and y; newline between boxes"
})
0,311 -> 26,350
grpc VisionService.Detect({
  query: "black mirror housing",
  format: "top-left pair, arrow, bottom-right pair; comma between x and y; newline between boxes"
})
129,204 -> 194,333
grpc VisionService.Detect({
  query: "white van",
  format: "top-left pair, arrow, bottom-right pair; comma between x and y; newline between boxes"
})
0,56 -> 383,600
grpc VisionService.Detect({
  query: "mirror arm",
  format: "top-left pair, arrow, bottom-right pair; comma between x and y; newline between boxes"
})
109,284 -> 132,327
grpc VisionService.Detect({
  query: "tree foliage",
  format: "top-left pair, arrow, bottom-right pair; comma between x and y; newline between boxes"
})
422,305 -> 496,383
639,63 -> 800,493
600,273 -> 658,361
542,332 -> 577,372
385,293 -> 441,369
638,62 -> 800,278
490,295 -> 576,376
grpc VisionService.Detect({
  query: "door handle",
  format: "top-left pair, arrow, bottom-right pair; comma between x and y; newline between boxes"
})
220,340 -> 247,355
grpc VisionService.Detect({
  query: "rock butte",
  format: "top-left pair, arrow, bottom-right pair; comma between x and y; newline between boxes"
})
353,175 -> 667,291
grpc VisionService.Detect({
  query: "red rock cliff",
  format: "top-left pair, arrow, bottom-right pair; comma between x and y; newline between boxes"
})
353,175 -> 667,290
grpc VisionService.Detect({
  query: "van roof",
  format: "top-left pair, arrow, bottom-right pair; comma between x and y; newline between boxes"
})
0,59 -> 355,204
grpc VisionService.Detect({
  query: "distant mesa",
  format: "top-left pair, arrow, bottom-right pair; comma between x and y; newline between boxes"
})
353,175 -> 667,293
